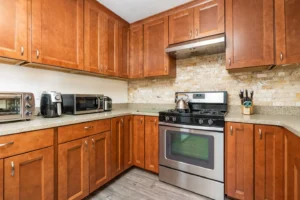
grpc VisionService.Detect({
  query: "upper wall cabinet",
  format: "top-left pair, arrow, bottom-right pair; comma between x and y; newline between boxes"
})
275,0 -> 300,65
118,22 -> 130,78
144,17 -> 175,77
169,0 -> 224,45
129,25 -> 144,79
0,0 -> 28,62
31,0 -> 84,70
226,0 -> 274,69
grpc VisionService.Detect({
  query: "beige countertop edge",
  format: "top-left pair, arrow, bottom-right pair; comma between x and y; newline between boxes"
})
0,109 -> 159,137
225,113 -> 300,137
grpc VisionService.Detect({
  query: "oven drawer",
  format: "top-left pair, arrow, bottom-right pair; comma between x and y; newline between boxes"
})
0,129 -> 54,159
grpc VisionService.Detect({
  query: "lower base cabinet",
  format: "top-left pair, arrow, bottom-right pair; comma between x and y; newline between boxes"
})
58,138 -> 89,200
0,159 -> 2,200
4,147 -> 54,200
133,116 -> 145,168
111,117 -> 124,179
123,116 -> 133,170
89,132 -> 111,192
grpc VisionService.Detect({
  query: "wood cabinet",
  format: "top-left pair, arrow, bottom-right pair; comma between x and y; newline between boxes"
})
58,138 -> 89,200
118,22 -> 130,78
145,116 -> 159,173
275,0 -> 300,65
225,122 -> 254,200
255,125 -> 284,200
0,159 -> 2,200
133,116 -> 145,168
0,0 -> 28,61
111,117 -> 124,178
144,17 -> 175,77
226,0 -> 274,69
89,132 -> 111,192
31,0 -> 84,70
4,147 -> 54,200
123,116 -> 133,170
129,25 -> 144,78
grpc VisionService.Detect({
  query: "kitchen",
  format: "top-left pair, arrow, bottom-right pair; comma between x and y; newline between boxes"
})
0,0 -> 299,200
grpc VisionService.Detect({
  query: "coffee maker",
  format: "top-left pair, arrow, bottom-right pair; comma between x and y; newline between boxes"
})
40,91 -> 62,118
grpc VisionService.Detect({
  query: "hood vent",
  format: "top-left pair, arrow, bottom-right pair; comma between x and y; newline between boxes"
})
165,34 -> 225,59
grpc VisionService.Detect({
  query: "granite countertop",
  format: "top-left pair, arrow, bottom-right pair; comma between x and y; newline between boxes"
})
0,109 -> 159,137
225,112 -> 300,137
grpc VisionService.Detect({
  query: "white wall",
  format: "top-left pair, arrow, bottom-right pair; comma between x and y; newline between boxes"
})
0,64 -> 128,104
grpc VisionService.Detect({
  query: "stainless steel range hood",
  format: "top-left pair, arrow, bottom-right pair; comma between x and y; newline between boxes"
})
165,34 -> 225,59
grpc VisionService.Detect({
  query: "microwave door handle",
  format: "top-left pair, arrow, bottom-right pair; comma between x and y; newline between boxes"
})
97,97 -> 101,110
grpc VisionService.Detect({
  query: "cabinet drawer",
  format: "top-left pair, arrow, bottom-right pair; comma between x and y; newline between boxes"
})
58,119 -> 111,144
0,129 -> 54,159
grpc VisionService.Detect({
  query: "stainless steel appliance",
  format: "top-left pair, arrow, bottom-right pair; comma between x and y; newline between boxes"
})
40,91 -> 62,118
159,91 -> 227,200
104,96 -> 112,111
62,94 -> 104,115
0,92 -> 35,122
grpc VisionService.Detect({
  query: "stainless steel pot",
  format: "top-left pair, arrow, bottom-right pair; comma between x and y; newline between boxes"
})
175,94 -> 189,110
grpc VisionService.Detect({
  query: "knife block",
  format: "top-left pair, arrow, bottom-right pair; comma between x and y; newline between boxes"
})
241,105 -> 254,115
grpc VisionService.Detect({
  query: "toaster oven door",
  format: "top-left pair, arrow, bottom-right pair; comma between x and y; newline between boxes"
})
0,94 -> 22,121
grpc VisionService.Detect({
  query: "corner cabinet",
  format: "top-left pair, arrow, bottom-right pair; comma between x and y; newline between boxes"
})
226,0 -> 274,69
0,0 -> 28,62
144,17 -> 176,78
31,0 -> 84,70
145,116 -> 159,173
130,25 -> 144,79
225,122 -> 254,200
275,0 -> 300,65
4,147 -> 54,200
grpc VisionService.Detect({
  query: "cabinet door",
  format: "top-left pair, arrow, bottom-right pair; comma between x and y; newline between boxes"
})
111,117 -> 124,178
84,0 -> 104,73
58,138 -> 89,200
225,122 -> 254,200
4,147 -> 54,200
0,159 -> 3,200
129,25 -> 144,78
194,0 -> 224,39
31,0 -> 84,70
144,17 -> 175,77
89,131 -> 111,192
169,9 -> 194,44
284,130 -> 300,200
133,116 -> 145,168
103,16 -> 119,76
0,0 -> 28,61
123,115 -> 133,170
145,116 -> 159,173
118,22 -> 130,78
255,125 -> 284,200
226,0 -> 274,69
275,0 -> 300,65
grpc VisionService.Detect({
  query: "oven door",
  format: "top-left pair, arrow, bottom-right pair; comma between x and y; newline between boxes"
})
74,95 -> 101,114
159,123 -> 224,182
0,94 -> 23,122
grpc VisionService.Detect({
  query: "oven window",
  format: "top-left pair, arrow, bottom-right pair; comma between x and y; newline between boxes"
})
76,97 -> 98,111
166,130 -> 214,169
0,96 -> 21,116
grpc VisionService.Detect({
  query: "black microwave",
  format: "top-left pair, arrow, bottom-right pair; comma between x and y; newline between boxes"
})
61,94 -> 104,115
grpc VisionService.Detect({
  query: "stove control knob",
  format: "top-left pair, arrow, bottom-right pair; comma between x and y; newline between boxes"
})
165,116 -> 170,121
198,119 -> 204,124
208,119 -> 213,125
172,117 -> 176,122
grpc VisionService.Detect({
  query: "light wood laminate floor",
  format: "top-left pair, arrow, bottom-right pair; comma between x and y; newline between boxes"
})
85,167 -> 225,200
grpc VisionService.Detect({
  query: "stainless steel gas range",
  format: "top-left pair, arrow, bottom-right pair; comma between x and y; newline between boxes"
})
159,91 -> 227,200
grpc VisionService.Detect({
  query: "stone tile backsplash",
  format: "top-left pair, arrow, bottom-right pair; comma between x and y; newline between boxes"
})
128,53 -> 300,107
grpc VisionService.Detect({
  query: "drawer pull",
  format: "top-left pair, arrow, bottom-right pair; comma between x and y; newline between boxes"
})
0,141 -> 14,147
11,161 -> 15,177
84,126 -> 93,130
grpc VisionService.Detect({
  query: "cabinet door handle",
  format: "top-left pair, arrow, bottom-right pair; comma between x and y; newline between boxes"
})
21,46 -> 24,56
121,118 -> 124,126
196,29 -> 198,36
0,141 -> 14,147
140,118 -> 143,124
92,139 -> 95,148
230,126 -> 233,135
36,49 -> 40,59
11,161 -> 15,177
85,140 -> 88,151
84,126 -> 93,130
189,30 -> 192,38
280,52 -> 283,61
228,58 -> 231,66
154,119 -> 157,126
259,129 -> 262,140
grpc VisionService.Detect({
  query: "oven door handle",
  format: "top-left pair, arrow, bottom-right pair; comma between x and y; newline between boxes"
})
159,122 -> 224,132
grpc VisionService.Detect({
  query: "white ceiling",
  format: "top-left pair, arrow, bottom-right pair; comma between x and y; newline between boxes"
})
97,0 -> 193,23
